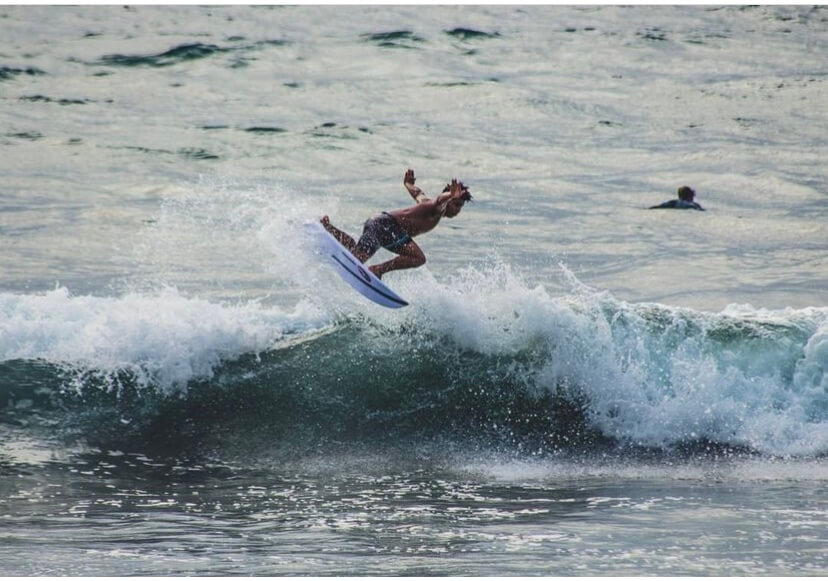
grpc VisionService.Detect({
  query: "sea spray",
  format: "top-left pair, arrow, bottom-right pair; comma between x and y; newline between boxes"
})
130,174 -> 343,301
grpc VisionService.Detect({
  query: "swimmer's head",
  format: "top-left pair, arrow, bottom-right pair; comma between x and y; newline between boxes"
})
677,186 -> 696,201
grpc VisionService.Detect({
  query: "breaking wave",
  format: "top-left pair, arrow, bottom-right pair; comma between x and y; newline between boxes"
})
2,263 -> 825,459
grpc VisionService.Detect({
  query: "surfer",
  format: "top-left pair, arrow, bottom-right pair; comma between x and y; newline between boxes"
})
320,169 -> 473,279
649,185 -> 705,211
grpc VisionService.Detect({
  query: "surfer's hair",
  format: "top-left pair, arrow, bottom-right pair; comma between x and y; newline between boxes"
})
677,186 -> 695,201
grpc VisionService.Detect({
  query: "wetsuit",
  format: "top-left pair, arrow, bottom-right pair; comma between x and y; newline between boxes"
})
649,199 -> 705,211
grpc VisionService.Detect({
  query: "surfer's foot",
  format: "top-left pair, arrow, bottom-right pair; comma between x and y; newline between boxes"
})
320,215 -> 335,235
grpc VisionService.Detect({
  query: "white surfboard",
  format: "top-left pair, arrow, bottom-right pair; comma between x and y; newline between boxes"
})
306,222 -> 408,309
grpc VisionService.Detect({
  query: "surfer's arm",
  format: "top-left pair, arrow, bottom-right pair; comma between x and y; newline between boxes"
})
404,169 -> 429,204
433,179 -> 469,211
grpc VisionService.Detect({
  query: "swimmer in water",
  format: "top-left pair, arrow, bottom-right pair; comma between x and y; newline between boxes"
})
649,186 -> 705,211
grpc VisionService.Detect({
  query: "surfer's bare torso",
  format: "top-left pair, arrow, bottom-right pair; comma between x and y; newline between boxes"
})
320,169 -> 472,279
387,187 -> 462,237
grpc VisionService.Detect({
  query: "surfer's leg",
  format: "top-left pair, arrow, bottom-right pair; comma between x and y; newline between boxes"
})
369,241 -> 425,279
321,216 -> 371,261
352,217 -> 386,263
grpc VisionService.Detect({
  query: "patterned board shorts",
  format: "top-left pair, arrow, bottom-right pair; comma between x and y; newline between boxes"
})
355,212 -> 413,257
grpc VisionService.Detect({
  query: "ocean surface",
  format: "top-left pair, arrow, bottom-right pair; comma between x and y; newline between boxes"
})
1,5 -> 827,576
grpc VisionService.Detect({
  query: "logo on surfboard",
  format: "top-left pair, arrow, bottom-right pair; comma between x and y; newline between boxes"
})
356,265 -> 372,284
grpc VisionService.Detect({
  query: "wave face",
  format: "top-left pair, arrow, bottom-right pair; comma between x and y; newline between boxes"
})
2,266 -> 826,461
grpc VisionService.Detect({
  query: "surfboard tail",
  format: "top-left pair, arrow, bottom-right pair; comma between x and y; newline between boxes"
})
305,222 -> 409,308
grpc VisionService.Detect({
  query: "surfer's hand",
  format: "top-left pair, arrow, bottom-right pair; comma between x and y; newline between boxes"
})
449,179 -> 470,200
320,215 -> 330,226
404,169 -> 416,185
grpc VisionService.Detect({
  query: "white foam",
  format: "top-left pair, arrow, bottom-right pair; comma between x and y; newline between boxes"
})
0,286 -> 330,392
366,262 -> 828,457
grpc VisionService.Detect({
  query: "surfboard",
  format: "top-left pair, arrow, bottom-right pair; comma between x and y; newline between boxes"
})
306,222 -> 408,309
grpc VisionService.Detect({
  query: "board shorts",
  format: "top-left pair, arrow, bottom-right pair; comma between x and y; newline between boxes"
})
355,212 -> 413,257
